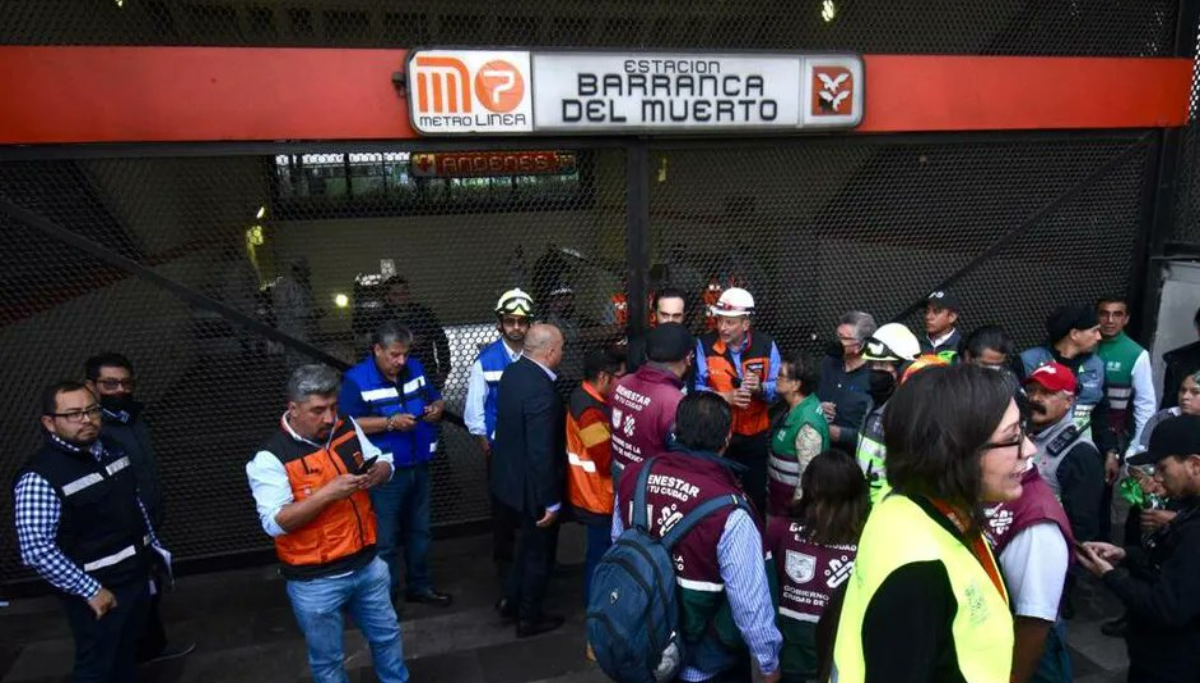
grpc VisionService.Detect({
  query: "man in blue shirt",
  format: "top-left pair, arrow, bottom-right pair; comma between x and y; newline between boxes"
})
341,321 -> 451,607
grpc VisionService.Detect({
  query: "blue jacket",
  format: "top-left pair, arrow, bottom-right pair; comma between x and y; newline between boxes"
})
479,339 -> 517,444
341,356 -> 441,468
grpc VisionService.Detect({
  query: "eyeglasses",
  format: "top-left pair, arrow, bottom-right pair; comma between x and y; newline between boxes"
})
981,424 -> 1029,452
50,405 -> 102,422
96,378 -> 136,391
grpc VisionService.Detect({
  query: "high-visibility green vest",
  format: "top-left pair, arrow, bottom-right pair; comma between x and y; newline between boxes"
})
833,495 -> 1013,683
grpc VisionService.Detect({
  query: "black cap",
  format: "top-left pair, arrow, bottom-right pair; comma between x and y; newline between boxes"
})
926,290 -> 961,313
1128,414 -> 1200,466
646,323 -> 694,363
1046,304 -> 1100,343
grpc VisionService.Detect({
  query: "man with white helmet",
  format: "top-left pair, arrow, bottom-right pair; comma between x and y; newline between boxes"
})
855,322 -> 923,505
694,287 -> 781,513
465,288 -> 534,573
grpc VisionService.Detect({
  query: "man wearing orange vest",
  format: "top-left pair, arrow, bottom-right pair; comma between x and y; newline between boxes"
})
565,348 -> 626,658
695,287 -> 781,514
246,365 -> 408,683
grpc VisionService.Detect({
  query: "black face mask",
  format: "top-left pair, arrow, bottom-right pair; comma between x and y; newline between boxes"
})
825,340 -> 847,359
868,369 -> 897,405
99,394 -> 137,415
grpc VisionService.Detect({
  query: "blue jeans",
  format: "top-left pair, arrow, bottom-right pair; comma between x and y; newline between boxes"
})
286,557 -> 409,683
370,462 -> 433,594
1032,619 -> 1072,683
583,521 -> 613,606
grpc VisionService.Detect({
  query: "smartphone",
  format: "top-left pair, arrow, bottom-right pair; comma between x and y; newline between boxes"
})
356,455 -> 379,476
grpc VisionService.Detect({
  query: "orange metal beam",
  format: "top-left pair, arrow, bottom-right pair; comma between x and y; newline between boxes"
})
0,47 -> 1190,144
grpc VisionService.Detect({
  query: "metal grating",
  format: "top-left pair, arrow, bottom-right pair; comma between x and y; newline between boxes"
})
0,0 -> 1176,56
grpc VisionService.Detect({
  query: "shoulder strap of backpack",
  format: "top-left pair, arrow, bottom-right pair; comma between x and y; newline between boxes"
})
660,493 -> 748,550
631,456 -> 660,531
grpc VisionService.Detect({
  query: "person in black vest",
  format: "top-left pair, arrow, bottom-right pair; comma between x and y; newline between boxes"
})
1078,414 -> 1200,683
14,381 -> 166,683
84,352 -> 195,664
491,323 -> 568,637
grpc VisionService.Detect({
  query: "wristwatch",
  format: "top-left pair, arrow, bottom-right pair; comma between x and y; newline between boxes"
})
386,415 -> 396,432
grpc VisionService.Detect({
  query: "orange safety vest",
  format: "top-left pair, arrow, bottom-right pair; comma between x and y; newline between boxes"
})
612,291 -> 656,329
264,417 -> 378,578
699,331 -> 775,436
565,382 -> 614,516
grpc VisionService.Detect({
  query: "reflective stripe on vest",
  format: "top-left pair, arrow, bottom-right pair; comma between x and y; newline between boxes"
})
833,495 -> 1012,683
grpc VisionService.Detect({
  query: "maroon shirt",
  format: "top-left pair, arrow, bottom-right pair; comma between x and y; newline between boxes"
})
764,517 -> 857,623
610,365 -> 685,476
618,450 -> 747,585
984,467 -> 1075,559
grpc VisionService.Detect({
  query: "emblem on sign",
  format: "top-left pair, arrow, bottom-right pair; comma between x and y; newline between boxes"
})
785,550 -> 817,584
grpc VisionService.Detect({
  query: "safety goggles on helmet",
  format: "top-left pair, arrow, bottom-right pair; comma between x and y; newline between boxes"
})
861,337 -> 905,363
495,289 -> 533,317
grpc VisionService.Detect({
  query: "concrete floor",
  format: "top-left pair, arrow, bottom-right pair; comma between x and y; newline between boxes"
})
0,526 -> 1129,683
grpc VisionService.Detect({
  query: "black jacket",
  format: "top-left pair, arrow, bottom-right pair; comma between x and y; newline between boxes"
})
490,357 -> 566,517
101,406 -> 164,529
1104,499 -> 1200,683
1163,341 -> 1200,410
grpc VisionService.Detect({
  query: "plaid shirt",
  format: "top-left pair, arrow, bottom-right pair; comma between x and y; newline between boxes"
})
14,435 -> 160,599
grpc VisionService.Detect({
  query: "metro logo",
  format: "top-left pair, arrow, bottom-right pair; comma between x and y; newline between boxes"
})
413,56 -> 473,114
408,50 -> 533,134
802,55 -> 864,128
812,66 -> 853,115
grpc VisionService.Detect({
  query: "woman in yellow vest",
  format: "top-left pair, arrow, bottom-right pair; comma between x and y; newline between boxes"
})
832,364 -> 1035,683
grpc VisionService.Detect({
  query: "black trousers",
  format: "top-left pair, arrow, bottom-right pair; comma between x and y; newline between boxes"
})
503,503 -> 560,622
727,432 -> 769,515
135,590 -> 167,661
61,578 -> 151,683
487,457 -> 519,567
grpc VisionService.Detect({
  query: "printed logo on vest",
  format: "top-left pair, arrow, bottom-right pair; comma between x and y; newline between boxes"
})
612,407 -> 623,429
987,509 -> 1014,536
622,415 -> 637,437
785,550 -> 817,584
656,504 -> 684,536
964,581 -> 990,625
825,555 -> 854,588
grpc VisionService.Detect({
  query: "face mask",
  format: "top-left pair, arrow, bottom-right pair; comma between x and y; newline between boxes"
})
868,369 -> 896,405
99,394 -> 134,413
825,340 -> 847,359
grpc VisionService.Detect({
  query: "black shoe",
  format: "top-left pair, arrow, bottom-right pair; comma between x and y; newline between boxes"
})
516,614 -> 565,638
1101,615 -> 1128,638
138,641 -> 196,665
406,589 -> 453,607
495,598 -> 517,621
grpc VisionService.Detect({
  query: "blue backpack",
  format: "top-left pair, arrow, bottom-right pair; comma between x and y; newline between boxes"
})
586,457 -> 748,683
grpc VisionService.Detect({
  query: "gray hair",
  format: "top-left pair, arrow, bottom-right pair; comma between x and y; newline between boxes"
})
839,310 -> 878,342
287,364 -> 341,403
372,320 -> 414,349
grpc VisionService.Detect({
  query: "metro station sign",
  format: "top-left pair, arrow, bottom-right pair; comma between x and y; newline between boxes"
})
406,49 -> 863,135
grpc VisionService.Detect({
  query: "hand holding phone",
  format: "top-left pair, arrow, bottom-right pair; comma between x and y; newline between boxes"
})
356,455 -> 379,476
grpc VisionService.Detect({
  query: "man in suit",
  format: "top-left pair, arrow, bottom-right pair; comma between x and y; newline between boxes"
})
491,323 -> 567,637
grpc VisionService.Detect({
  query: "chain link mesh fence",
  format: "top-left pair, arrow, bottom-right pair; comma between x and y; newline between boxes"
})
0,0 -> 1177,56
0,0 -> 1177,589
0,148 -> 629,585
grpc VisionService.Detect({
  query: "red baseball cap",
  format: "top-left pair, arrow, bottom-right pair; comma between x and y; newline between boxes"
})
1023,362 -> 1077,395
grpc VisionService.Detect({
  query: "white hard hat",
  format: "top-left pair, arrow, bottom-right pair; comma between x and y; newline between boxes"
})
861,323 -> 921,363
495,288 -> 534,317
711,287 -> 755,317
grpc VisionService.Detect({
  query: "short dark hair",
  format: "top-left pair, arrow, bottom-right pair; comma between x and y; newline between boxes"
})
795,449 -> 869,546
372,320 -> 413,349
84,352 -> 133,381
1096,296 -> 1128,310
883,364 -> 1014,521
960,325 -> 1015,362
674,392 -> 732,453
383,275 -> 409,289
41,380 -> 92,416
584,347 -> 626,382
654,287 -> 688,310
781,350 -> 820,396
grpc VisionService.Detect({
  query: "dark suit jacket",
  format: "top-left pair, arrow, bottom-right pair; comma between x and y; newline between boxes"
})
490,357 -> 566,517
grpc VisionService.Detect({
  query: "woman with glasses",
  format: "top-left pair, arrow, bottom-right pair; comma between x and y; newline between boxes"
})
832,364 -> 1034,683
766,351 -> 830,517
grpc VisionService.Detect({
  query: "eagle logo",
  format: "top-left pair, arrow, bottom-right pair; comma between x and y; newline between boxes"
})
813,67 -> 853,115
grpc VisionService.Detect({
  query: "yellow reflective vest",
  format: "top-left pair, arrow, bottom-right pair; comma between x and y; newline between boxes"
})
833,494 -> 1013,683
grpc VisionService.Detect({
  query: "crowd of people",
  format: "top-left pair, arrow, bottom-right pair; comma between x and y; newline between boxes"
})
13,281 -> 1200,683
